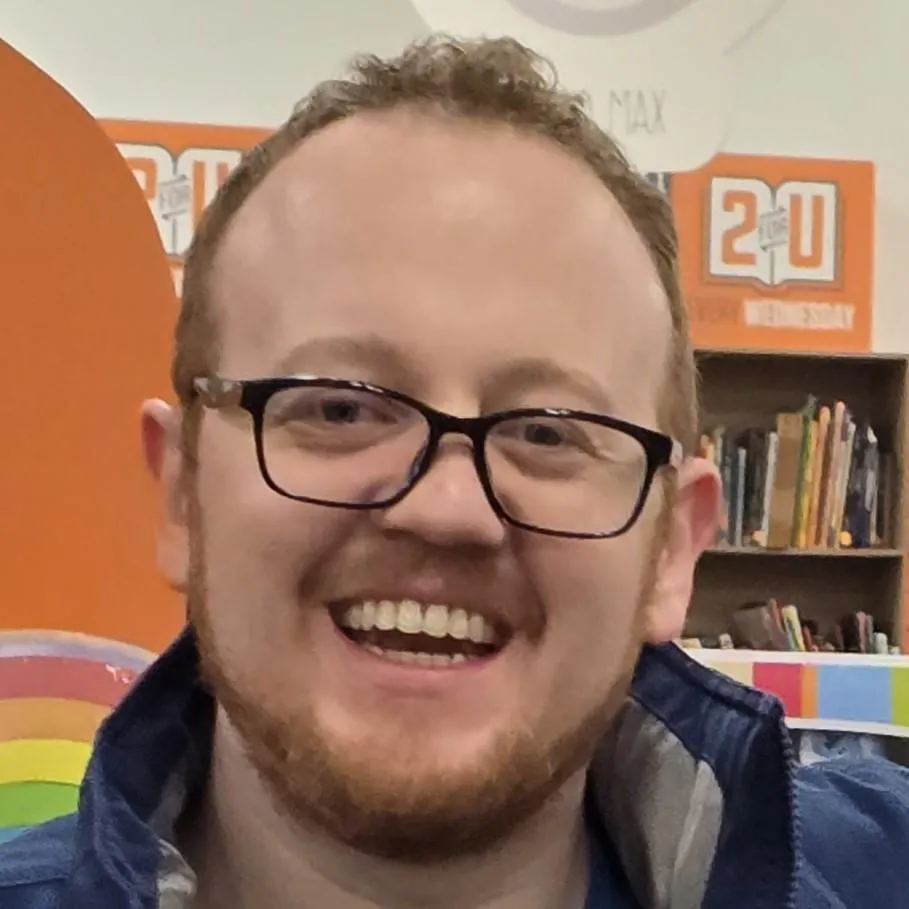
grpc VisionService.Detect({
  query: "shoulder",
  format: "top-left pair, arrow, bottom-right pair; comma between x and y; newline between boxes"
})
0,816 -> 76,907
794,758 -> 909,905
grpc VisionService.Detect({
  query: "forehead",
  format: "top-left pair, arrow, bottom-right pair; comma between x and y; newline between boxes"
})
212,109 -> 670,417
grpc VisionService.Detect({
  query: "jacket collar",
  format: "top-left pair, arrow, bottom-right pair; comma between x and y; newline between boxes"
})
68,628 -> 797,909
614,643 -> 798,909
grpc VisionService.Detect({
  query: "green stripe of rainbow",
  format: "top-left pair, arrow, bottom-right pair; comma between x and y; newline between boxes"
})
0,630 -> 156,842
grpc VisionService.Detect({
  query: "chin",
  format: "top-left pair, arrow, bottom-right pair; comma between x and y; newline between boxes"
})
325,701 -> 506,759
229,690 -> 598,862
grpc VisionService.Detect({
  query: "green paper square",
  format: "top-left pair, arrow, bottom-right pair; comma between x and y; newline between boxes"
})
891,667 -> 909,728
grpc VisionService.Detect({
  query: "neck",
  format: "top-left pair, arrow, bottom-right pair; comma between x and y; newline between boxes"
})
182,716 -> 591,909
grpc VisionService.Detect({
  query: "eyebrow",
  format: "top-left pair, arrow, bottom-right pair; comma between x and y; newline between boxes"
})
274,334 -> 416,388
273,335 -> 612,413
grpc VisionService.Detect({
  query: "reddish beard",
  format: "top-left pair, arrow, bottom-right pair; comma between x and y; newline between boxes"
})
186,498 -> 660,863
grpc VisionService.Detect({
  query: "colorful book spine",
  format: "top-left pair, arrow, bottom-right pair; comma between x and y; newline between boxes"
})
703,397 -> 887,552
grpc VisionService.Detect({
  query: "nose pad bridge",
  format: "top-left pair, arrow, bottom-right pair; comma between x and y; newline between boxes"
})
406,414 -> 491,495
434,432 -> 477,457
433,412 -> 488,453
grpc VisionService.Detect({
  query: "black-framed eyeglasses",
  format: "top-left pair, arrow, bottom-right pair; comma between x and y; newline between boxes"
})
192,375 -> 683,540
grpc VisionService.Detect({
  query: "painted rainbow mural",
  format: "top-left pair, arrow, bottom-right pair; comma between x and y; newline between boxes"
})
0,630 -> 155,845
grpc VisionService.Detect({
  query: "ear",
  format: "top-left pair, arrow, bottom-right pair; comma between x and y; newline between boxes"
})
643,456 -> 721,644
140,398 -> 189,592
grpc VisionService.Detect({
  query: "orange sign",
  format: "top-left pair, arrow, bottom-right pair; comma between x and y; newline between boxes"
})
671,154 -> 875,351
99,121 -> 272,296
0,42 -> 182,653
0,57 -> 276,832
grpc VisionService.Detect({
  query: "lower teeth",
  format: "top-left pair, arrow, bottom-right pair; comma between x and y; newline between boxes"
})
364,645 -> 468,667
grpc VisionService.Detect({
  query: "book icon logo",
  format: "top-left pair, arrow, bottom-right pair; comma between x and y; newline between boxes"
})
705,176 -> 841,288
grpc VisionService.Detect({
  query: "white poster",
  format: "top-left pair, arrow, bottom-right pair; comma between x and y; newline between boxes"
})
407,0 -> 787,171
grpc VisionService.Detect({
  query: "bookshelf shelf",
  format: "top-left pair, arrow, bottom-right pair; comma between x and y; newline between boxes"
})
689,348 -> 908,655
704,546 -> 902,559
688,647 -> 909,738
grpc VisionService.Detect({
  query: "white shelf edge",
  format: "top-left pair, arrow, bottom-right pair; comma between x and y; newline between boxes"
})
687,649 -> 909,668
786,718 -> 909,738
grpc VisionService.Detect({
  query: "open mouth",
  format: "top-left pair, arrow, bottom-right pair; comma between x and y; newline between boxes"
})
331,600 -> 509,668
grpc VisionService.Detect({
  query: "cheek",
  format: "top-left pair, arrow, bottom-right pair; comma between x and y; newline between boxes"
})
194,431 -> 355,642
515,539 -> 649,736
527,535 -> 653,655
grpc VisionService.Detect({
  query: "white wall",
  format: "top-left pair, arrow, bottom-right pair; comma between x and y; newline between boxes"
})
2,0 -> 906,350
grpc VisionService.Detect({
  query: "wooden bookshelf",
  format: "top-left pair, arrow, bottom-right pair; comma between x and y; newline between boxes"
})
705,546 -> 902,559
688,348 -> 909,653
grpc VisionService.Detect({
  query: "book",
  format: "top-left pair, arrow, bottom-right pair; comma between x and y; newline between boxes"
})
692,599 -> 894,654
702,398 -> 889,551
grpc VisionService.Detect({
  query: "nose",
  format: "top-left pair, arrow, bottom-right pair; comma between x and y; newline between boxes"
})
376,439 -> 507,549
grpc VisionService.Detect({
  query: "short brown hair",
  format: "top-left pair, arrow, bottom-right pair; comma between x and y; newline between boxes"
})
173,35 -> 697,455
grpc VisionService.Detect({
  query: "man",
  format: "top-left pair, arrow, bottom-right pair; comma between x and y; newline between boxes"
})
2,35 -> 908,909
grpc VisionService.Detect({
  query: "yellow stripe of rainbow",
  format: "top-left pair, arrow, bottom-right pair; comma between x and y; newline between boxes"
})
0,740 -> 92,787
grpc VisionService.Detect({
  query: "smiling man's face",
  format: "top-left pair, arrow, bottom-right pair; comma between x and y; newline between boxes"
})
154,108 -> 715,861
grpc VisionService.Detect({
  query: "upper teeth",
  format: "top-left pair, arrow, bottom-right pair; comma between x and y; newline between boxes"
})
340,600 -> 497,645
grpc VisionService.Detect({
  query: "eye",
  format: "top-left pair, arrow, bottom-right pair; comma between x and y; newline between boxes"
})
492,415 -> 593,455
522,421 -> 570,448
268,388 -> 398,428
317,396 -> 367,425
517,417 -> 592,451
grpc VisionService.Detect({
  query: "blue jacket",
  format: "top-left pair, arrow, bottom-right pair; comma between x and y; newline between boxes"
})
2,628 -> 908,908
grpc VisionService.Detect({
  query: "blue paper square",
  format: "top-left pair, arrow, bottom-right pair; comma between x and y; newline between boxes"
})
816,666 -> 891,725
